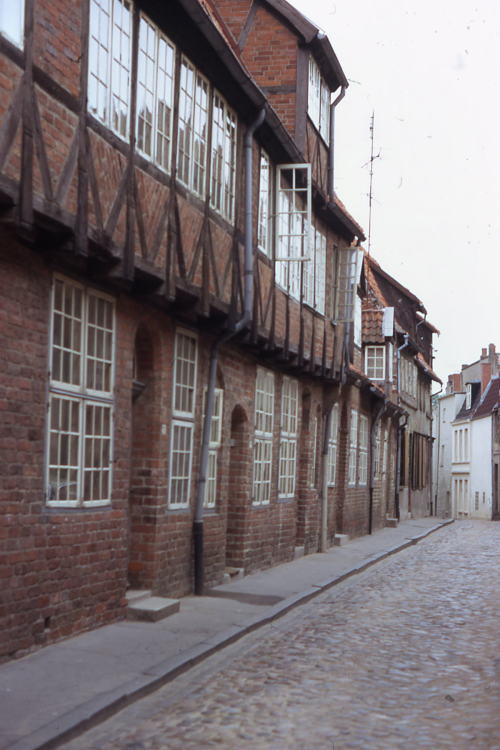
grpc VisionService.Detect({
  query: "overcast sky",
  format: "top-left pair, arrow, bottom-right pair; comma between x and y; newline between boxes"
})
291,0 -> 500,388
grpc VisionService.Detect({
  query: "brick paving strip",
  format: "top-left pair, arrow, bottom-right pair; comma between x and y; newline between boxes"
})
0,519 -> 452,750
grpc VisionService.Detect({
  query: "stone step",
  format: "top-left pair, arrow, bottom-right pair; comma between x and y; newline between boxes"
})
385,517 -> 399,528
127,594 -> 180,623
334,533 -> 350,547
125,589 -> 152,604
223,566 -> 244,584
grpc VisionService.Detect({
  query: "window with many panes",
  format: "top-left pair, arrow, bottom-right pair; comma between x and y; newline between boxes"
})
136,15 -> 175,171
327,403 -> 339,486
88,0 -> 132,139
365,345 -> 385,380
169,329 -> 197,508
348,409 -> 358,486
258,150 -> 272,255
0,0 -> 24,47
275,164 -> 311,301
253,368 -> 274,505
203,388 -> 223,508
374,421 -> 382,480
309,412 -> 319,488
211,94 -> 237,221
304,226 -> 326,314
177,57 -> 209,197
279,378 -> 298,497
308,57 -> 330,143
358,414 -> 368,486
47,277 -> 115,507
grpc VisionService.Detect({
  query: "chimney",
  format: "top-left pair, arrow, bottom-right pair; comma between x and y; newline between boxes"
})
448,373 -> 462,393
481,361 -> 492,394
482,347 -> 487,359
489,344 -> 498,375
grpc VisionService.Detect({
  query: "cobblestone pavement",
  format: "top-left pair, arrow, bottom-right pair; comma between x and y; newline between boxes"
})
66,521 -> 500,750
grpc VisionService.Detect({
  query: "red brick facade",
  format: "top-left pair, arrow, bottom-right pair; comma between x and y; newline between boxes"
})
0,0 -> 436,661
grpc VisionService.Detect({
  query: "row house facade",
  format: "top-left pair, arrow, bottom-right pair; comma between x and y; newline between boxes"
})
433,345 -> 500,520
0,0 -> 439,661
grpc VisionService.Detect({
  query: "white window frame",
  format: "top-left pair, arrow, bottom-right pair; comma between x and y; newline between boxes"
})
253,368 -> 275,505
348,409 -> 358,486
327,404 -> 339,487
308,57 -> 330,143
304,225 -> 326,314
358,414 -> 368,486
0,0 -> 24,47
47,276 -> 115,508
136,14 -> 175,172
88,0 -> 132,140
169,329 -> 197,508
310,413 -> 319,488
279,377 -> 299,498
203,387 -> 223,508
177,56 -> 209,198
275,164 -> 312,302
258,150 -> 272,255
211,92 -> 237,222
365,345 -> 385,381
374,422 -> 382,480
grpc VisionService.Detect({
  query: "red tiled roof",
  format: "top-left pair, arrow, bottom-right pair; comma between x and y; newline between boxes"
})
474,378 -> 500,419
362,304 -> 384,343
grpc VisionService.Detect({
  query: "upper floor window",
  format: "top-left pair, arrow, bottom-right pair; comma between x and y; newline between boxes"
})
136,15 -> 175,171
258,150 -> 272,255
334,246 -> 363,323
0,0 -> 24,47
88,0 -> 132,140
400,357 -> 417,398
308,57 -> 330,143
365,345 -> 385,381
465,383 -> 472,410
47,277 -> 115,507
211,94 -> 237,221
275,164 -> 311,302
304,226 -> 326,315
358,415 -> 368,486
177,57 -> 209,197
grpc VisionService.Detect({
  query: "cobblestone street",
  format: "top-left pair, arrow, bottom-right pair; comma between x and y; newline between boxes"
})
66,521 -> 500,750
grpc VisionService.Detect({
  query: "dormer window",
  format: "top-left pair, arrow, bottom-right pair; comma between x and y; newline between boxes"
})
308,58 -> 330,143
465,383 -> 472,410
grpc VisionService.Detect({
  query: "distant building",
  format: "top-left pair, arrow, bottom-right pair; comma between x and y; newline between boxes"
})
433,345 -> 500,519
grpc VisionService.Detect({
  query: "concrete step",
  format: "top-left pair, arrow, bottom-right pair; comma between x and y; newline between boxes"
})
126,591 -> 180,622
334,533 -> 350,547
125,589 -> 151,604
223,566 -> 244,584
385,517 -> 399,528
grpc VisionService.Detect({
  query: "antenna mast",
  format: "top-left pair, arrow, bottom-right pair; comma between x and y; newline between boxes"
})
368,111 -> 375,255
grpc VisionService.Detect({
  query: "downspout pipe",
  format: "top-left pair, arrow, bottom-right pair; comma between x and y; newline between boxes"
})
369,396 -> 386,534
193,106 -> 266,596
395,412 -> 409,521
328,86 -> 346,201
320,403 -> 335,552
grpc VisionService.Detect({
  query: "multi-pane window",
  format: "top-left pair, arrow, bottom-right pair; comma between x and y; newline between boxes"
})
253,368 -> 274,505
136,15 -> 175,171
0,0 -> 24,47
177,57 -> 209,197
203,388 -> 223,508
88,0 -> 132,139
334,246 -> 363,323
275,164 -> 312,301
169,330 -> 197,508
374,422 -> 382,480
258,151 -> 272,255
304,226 -> 326,314
211,94 -> 237,221
327,404 -> 339,486
453,426 -> 469,463
365,346 -> 385,381
279,378 -> 298,497
358,415 -> 368,486
309,413 -> 319,488
348,409 -> 358,486
47,277 -> 114,507
400,357 -> 417,398
308,57 -> 330,143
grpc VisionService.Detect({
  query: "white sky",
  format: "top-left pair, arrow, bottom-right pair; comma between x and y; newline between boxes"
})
291,0 -> 500,388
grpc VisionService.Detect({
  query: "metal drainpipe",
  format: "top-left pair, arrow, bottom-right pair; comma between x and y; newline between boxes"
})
193,106 -> 266,596
431,384 -> 443,516
328,86 -> 346,200
369,397 -> 386,534
320,403 -> 334,552
395,334 -> 410,520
